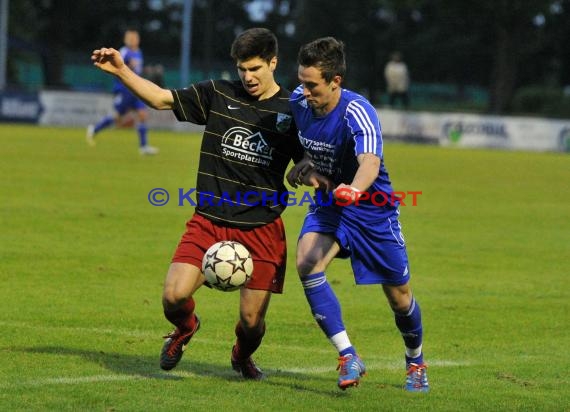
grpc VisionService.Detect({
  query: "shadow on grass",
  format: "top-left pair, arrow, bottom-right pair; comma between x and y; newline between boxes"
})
21,346 -> 351,396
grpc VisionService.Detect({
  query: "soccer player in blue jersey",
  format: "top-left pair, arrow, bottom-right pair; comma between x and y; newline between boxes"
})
87,29 -> 159,155
287,37 -> 429,392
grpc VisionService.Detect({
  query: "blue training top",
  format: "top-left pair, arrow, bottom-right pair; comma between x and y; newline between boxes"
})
290,86 -> 399,217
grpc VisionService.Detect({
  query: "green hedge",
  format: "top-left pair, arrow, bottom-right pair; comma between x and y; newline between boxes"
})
511,86 -> 570,119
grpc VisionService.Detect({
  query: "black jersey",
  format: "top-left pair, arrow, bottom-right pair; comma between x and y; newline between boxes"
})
171,80 -> 304,228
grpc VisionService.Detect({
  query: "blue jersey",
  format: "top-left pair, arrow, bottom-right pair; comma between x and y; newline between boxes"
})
113,46 -> 144,93
290,86 -> 398,217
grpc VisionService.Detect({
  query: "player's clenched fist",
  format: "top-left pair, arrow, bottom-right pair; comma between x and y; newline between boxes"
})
286,156 -> 314,188
333,184 -> 365,205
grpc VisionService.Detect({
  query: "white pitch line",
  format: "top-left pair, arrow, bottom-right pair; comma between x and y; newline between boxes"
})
0,320 -> 333,354
1,319 -> 471,388
276,359 -> 471,375
0,320 -> 156,339
287,359 -> 471,374
0,360 -> 470,390
0,374 -> 145,389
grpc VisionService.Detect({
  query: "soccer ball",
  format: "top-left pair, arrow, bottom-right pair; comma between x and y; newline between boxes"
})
202,241 -> 253,291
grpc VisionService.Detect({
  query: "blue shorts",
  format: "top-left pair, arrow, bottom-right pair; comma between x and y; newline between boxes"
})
299,205 -> 410,285
113,89 -> 146,115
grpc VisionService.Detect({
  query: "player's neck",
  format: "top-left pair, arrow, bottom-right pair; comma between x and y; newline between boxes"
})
313,89 -> 341,117
258,82 -> 280,101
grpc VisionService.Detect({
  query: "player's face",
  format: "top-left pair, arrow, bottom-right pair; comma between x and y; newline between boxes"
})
298,65 -> 341,116
236,56 -> 278,99
124,31 -> 140,50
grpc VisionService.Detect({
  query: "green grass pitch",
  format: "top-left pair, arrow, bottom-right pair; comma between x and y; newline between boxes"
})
1,124 -> 569,411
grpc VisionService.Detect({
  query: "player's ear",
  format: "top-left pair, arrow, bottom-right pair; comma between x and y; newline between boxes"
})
269,56 -> 278,71
331,75 -> 342,90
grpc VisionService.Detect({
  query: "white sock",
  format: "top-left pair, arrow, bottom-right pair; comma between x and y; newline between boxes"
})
329,331 -> 352,352
406,344 -> 422,359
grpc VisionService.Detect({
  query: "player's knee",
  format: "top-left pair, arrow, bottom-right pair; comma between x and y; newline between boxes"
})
390,299 -> 411,314
387,292 -> 413,313
296,255 -> 324,277
383,284 -> 413,313
240,312 -> 263,331
162,286 -> 188,309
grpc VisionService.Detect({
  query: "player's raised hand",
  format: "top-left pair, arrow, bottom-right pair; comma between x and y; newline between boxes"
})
91,48 -> 125,75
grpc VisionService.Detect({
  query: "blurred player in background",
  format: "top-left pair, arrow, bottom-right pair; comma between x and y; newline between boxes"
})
287,37 -> 429,392
384,51 -> 410,109
87,29 -> 159,155
91,28 -> 304,379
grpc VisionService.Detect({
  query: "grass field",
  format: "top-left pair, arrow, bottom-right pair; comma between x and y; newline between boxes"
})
1,124 -> 569,411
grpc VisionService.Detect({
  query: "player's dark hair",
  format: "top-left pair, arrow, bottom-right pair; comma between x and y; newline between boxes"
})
297,37 -> 346,83
230,28 -> 278,63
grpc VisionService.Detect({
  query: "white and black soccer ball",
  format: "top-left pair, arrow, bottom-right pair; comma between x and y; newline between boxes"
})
202,241 -> 253,292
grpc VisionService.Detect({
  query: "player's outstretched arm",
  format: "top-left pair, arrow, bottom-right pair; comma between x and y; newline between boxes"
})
91,47 -> 174,110
332,153 -> 380,204
349,153 -> 380,192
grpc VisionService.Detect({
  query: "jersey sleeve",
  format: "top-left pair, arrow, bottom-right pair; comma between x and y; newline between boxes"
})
170,80 -> 213,125
288,85 -> 307,163
345,99 -> 383,157
289,123 -> 304,163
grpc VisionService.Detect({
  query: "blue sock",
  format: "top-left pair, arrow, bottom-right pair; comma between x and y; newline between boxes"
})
94,115 -> 114,134
302,272 -> 355,356
137,123 -> 148,147
394,297 -> 424,365
339,346 -> 356,357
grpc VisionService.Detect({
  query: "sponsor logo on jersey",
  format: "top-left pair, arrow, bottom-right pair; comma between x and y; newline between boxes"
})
221,126 -> 273,166
276,112 -> 292,132
298,133 -> 336,175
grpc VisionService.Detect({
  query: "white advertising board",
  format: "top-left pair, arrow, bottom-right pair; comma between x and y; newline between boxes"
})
379,108 -> 570,152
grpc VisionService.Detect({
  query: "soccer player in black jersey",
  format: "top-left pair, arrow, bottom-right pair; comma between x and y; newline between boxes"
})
91,28 -> 305,379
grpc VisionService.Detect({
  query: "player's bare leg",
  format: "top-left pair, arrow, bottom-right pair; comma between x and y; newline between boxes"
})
231,288 -> 271,380
382,283 -> 413,313
383,283 -> 429,392
160,262 -> 204,370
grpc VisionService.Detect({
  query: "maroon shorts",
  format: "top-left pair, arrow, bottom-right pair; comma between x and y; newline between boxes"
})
172,213 -> 287,293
